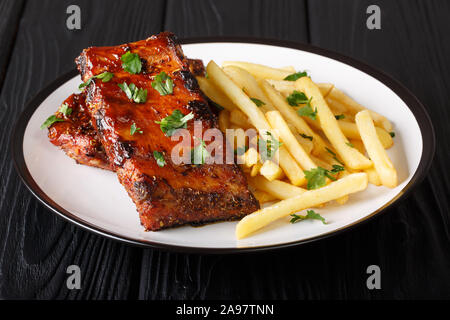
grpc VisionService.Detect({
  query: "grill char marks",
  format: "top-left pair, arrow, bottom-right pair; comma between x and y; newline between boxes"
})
76,32 -> 259,231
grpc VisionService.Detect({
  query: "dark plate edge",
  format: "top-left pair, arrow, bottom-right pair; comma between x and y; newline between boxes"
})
10,37 -> 436,254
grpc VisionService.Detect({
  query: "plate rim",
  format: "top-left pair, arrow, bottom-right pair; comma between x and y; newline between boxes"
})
10,36 -> 436,254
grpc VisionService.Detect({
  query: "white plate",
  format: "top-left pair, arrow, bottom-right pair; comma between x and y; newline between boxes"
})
11,39 -> 435,253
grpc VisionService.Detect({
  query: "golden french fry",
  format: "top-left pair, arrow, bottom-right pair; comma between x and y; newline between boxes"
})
328,87 -> 392,131
266,110 -> 317,170
222,61 -> 292,80
295,77 -> 372,170
265,79 -> 333,98
365,167 -> 381,186
207,61 -> 303,185
294,133 -> 314,154
337,120 -> 393,149
326,97 -> 348,114
355,110 -> 397,188
250,162 -> 262,177
218,110 -> 230,133
236,173 -> 368,239
243,147 -> 259,168
260,80 -> 329,156
223,66 -> 275,113
280,66 -> 296,72
260,160 -> 284,181
248,175 -> 306,200
252,190 -> 278,203
196,76 -> 237,111
310,155 -> 332,171
230,109 -> 252,128
349,139 -> 365,155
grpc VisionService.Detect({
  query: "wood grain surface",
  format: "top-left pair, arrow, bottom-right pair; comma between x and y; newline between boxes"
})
0,0 -> 448,299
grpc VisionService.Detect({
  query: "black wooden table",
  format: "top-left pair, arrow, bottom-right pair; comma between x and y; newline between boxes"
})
1,0 -> 449,299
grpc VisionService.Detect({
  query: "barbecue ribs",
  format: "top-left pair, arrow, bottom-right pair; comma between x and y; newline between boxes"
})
67,32 -> 258,230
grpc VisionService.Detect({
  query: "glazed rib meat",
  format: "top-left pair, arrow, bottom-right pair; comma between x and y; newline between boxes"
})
48,58 -> 206,172
47,92 -> 112,171
75,32 -> 259,230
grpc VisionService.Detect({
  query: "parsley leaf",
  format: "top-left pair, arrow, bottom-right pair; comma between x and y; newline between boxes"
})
284,71 -> 308,81
155,109 -> 194,136
346,142 -> 355,148
79,71 -> 114,89
259,132 -> 283,162
303,167 -> 328,189
303,166 -> 343,190
191,137 -> 210,165
299,133 -> 313,141
118,82 -> 147,103
330,164 -> 345,173
290,210 -> 327,224
335,114 -> 345,120
153,151 -> 166,167
286,90 -> 309,106
40,115 -> 64,129
59,103 -> 72,116
250,97 -> 265,107
130,123 -> 143,135
389,131 -> 395,138
121,52 -> 142,74
297,103 -> 317,120
151,71 -> 174,96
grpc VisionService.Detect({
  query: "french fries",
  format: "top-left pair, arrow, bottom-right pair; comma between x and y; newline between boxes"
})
266,110 -> 317,170
247,175 -> 306,200
328,87 -> 392,131
236,173 -> 368,239
207,61 -> 305,186
295,77 -> 372,170
222,61 -> 292,80
355,110 -> 397,188
196,76 -> 237,111
260,80 -> 329,155
198,60 -> 398,239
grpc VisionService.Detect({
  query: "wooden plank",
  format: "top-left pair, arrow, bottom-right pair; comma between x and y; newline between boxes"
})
0,0 -> 25,91
307,0 -> 450,298
0,0 -> 166,299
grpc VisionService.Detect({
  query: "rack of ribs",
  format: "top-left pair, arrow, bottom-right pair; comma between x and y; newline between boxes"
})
67,32 -> 258,230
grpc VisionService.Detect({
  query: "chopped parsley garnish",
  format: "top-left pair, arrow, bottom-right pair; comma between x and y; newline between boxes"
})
118,82 -> 147,103
303,166 -> 343,190
79,71 -> 114,89
191,137 -> 210,165
299,133 -> 313,141
286,90 -> 309,106
259,132 -> 283,162
153,151 -> 166,167
121,51 -> 142,74
335,114 -> 345,120
284,71 -> 308,81
330,164 -> 345,173
250,97 -> 265,107
389,132 -> 395,138
297,103 -> 317,120
290,210 -> 326,224
40,115 -> 64,129
325,147 -> 344,166
346,142 -> 355,148
130,123 -> 143,135
58,103 -> 72,116
151,71 -> 174,96
155,109 -> 194,136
